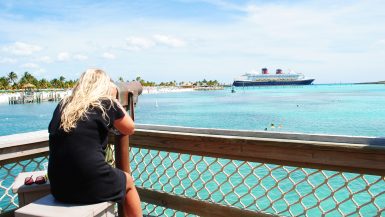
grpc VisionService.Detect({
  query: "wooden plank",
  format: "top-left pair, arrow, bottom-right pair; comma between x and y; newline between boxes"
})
137,187 -> 273,217
0,147 -> 49,164
130,130 -> 385,176
0,141 -> 49,164
0,132 -> 49,164
0,130 -> 48,149
136,124 -> 385,146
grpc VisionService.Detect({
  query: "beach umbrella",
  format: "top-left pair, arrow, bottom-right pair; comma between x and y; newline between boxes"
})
22,83 -> 36,88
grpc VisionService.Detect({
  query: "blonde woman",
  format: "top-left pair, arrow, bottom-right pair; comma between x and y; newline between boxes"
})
48,69 -> 142,217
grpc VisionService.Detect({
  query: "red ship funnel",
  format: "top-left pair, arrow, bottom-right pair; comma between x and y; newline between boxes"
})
262,68 -> 268,74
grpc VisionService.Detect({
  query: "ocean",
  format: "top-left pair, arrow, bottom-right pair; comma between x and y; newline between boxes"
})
1,84 -> 385,215
1,84 -> 385,137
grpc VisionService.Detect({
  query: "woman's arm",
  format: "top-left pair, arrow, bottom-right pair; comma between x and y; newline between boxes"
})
110,84 -> 135,135
113,111 -> 135,135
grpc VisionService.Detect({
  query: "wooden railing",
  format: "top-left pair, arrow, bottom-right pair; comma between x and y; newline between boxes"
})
1,125 -> 385,216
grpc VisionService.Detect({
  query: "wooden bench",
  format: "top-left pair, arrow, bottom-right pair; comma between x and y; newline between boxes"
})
12,171 -> 51,207
13,171 -> 115,217
15,194 -> 115,217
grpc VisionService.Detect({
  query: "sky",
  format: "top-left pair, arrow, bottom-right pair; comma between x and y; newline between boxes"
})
0,0 -> 385,84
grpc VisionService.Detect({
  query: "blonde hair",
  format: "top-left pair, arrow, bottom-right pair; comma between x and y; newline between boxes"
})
60,68 -> 117,132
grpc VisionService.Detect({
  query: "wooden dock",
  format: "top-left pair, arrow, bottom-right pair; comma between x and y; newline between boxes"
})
8,91 -> 64,104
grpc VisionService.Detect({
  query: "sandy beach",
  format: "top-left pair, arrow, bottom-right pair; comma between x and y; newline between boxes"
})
142,86 -> 194,94
0,87 -> 195,104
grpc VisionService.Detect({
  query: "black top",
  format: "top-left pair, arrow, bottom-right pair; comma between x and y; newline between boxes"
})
48,99 -> 126,204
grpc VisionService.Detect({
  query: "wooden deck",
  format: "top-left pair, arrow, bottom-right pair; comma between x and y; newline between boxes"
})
1,124 -> 385,216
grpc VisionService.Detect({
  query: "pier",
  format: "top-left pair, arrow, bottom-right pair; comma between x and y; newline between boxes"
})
8,91 -> 66,104
1,125 -> 384,216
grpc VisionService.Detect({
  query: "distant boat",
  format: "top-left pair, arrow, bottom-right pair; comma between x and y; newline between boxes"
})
233,68 -> 314,86
155,100 -> 159,107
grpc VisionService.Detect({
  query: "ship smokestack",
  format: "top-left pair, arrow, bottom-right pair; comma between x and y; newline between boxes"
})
262,68 -> 268,74
276,69 -> 282,74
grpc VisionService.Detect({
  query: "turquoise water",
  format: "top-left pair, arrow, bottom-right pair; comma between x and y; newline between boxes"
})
1,84 -> 385,215
1,84 -> 385,137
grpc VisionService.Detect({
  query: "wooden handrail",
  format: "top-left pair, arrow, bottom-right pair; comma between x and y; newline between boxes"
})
1,126 -> 385,175
0,130 -> 48,164
130,126 -> 385,176
1,126 -> 385,216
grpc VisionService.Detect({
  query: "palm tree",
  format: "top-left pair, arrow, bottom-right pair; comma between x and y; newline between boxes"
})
59,76 -> 66,88
65,79 -> 76,88
8,72 -> 17,85
50,78 -> 61,89
0,76 -> 10,90
38,79 -> 51,89
19,71 -> 38,86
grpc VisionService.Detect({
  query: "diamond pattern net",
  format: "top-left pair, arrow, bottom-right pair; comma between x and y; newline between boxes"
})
0,156 -> 48,213
142,202 -> 195,217
130,147 -> 385,217
1,147 -> 385,217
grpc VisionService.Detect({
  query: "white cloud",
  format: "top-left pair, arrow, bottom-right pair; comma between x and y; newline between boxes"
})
57,52 -> 71,61
35,56 -> 52,63
21,63 -> 40,69
376,39 -> 385,45
125,35 -> 186,50
2,42 -> 42,56
19,63 -> 46,76
125,37 -> 155,50
153,34 -> 186,47
73,54 -> 88,61
57,52 -> 88,61
0,57 -> 17,64
102,52 -> 116,59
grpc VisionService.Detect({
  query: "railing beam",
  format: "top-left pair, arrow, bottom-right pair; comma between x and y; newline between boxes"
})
130,129 -> 385,176
137,187 -> 273,217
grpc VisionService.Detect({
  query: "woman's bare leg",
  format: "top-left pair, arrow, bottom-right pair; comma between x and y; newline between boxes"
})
123,172 -> 142,217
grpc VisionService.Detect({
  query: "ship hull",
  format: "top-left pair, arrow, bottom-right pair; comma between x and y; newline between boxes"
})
233,79 -> 315,87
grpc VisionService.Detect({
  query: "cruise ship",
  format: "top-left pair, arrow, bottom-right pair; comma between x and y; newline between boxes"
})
233,68 -> 314,86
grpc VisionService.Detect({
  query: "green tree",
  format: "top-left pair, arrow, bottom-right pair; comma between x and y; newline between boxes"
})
207,80 -> 219,86
8,71 -> 18,85
50,78 -> 61,88
59,76 -> 66,88
38,79 -> 51,89
64,79 -> 76,88
19,71 -> 38,86
0,76 -> 10,90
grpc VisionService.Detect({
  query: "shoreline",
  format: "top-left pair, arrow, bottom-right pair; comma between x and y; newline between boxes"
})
0,87 -> 195,104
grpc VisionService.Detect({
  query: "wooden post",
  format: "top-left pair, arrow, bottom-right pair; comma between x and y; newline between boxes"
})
115,135 -> 130,173
114,94 -> 135,217
115,134 -> 129,217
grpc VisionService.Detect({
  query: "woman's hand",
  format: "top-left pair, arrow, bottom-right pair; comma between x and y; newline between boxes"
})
110,86 -> 118,99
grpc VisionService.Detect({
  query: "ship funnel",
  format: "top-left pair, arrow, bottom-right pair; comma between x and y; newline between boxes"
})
276,69 -> 282,74
262,68 -> 268,74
